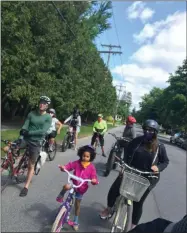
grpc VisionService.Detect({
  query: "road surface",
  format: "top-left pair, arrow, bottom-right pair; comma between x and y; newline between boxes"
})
1,126 -> 186,232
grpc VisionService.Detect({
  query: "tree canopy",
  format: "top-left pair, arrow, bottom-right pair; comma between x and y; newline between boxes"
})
2,1 -> 117,121
134,59 -> 187,130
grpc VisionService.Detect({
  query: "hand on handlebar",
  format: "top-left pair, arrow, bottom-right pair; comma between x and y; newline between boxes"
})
91,178 -> 97,185
151,165 -> 159,173
58,165 -> 65,172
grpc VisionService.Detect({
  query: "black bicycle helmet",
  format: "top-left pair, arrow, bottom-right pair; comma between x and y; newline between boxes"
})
142,119 -> 159,133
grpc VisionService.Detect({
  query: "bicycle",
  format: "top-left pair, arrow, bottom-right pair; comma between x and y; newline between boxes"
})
109,156 -> 159,232
62,126 -> 75,152
1,139 -> 46,191
105,133 -> 130,177
42,135 -> 57,161
51,167 -> 92,232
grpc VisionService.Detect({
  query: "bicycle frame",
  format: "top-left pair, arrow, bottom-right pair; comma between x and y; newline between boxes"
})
110,157 -> 159,232
52,167 -> 92,232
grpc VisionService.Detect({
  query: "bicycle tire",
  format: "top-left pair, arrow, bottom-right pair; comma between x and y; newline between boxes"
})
1,159 -> 12,192
34,155 -> 41,175
62,134 -> 69,152
48,141 -> 57,161
105,151 -> 116,177
15,153 -> 29,183
51,206 -> 67,232
111,196 -> 128,233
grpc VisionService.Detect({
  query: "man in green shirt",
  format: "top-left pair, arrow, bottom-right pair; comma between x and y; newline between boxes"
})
91,114 -> 107,157
19,96 -> 52,197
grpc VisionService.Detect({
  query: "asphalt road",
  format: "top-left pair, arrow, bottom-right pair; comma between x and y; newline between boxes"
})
1,126 -> 186,232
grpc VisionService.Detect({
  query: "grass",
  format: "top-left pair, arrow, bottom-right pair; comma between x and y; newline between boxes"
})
1,124 -> 115,151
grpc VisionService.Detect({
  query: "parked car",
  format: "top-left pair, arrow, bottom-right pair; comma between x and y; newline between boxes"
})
170,132 -> 181,144
175,133 -> 187,147
181,138 -> 187,150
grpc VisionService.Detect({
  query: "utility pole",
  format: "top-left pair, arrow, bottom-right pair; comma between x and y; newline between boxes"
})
99,44 -> 122,67
113,84 -> 126,126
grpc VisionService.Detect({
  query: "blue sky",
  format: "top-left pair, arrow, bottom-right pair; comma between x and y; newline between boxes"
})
94,1 -> 186,109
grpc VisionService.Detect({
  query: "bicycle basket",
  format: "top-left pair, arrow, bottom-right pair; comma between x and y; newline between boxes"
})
120,171 -> 150,202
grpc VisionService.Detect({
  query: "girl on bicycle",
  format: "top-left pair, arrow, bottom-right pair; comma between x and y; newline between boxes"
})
100,119 -> 169,230
57,145 -> 99,231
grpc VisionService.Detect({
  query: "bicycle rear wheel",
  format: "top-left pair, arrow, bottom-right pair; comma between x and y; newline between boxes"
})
111,196 -> 129,233
51,206 -> 67,232
1,159 -> 12,192
48,141 -> 57,161
15,154 -> 29,183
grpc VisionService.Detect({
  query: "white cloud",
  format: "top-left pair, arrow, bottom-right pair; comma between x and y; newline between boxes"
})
127,1 -> 155,23
112,11 -> 186,109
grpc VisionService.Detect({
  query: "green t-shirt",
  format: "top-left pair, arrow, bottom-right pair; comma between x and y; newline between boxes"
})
93,120 -> 107,134
22,110 -> 52,141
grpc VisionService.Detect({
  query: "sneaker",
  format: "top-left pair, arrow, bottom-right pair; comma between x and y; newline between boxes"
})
73,223 -> 79,231
99,208 -> 113,219
102,153 -> 106,157
19,187 -> 28,197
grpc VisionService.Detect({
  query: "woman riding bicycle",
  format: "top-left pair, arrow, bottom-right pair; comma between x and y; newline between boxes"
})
100,119 -> 169,230
47,108 -> 62,151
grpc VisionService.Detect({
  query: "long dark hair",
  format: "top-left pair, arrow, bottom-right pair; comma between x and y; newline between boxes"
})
144,134 -> 158,153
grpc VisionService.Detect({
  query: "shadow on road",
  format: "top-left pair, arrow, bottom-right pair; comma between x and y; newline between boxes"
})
80,202 -> 111,232
23,202 -> 59,232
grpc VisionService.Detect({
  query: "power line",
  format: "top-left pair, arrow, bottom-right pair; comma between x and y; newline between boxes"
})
51,1 -> 75,37
111,3 -> 126,82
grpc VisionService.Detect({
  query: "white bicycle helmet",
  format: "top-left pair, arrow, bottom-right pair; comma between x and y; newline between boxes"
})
49,108 -> 56,115
39,96 -> 51,104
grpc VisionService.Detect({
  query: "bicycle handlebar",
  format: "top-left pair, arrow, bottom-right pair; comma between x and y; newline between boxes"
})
58,166 -> 92,188
114,156 -> 159,178
108,133 -> 130,142
1,139 -> 18,147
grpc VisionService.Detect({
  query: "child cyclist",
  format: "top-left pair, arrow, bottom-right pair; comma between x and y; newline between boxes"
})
57,145 -> 99,231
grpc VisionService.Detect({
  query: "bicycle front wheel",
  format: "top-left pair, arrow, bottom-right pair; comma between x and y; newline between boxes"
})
105,150 -> 116,177
62,134 -> 69,152
15,154 -> 29,183
1,159 -> 12,192
111,196 -> 129,233
51,206 -> 67,232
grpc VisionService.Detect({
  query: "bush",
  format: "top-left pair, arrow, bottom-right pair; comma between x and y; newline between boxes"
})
106,116 -> 114,123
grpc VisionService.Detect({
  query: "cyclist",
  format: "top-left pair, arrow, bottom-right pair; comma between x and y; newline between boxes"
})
19,96 -> 52,197
100,119 -> 169,230
64,106 -> 81,150
57,145 -> 99,231
91,114 -> 107,157
47,108 -> 63,151
122,115 -> 137,159
123,115 -> 137,139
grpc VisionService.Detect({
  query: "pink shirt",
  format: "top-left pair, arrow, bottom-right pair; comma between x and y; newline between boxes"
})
64,160 -> 98,194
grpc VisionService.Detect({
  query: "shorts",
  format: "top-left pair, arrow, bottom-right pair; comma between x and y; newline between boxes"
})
91,132 -> 104,146
75,192 -> 83,200
70,125 -> 80,134
19,139 -> 41,164
47,130 -> 57,139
